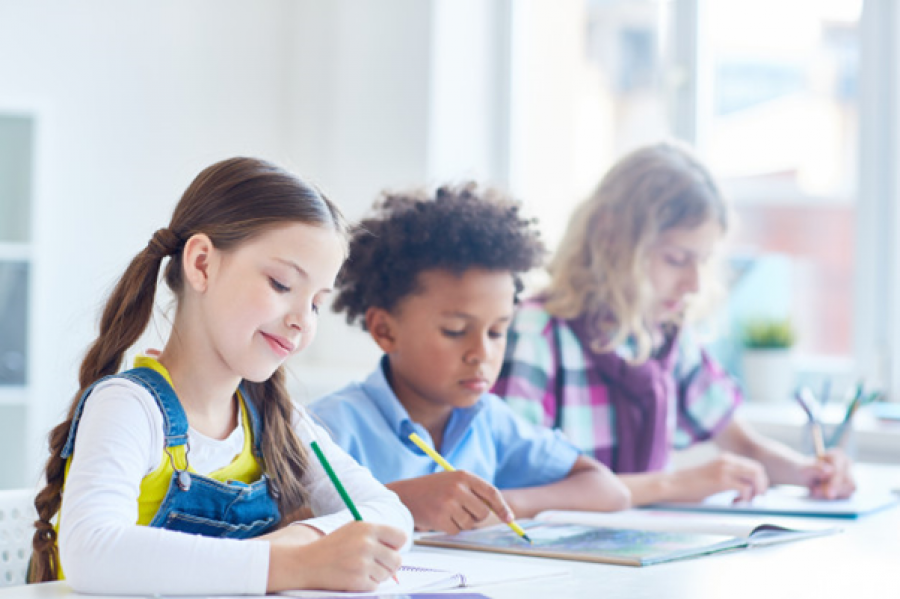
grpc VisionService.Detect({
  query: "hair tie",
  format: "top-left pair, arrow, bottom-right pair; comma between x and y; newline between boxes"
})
33,522 -> 56,550
147,228 -> 181,258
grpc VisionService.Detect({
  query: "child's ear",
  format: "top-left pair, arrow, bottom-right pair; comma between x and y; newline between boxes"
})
365,307 -> 398,353
182,233 -> 215,293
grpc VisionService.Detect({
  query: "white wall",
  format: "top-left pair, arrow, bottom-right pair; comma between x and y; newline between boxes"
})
284,0 -> 435,400
507,0 -> 604,251
0,0 -> 296,485
0,0 -> 511,486
285,0 -> 514,402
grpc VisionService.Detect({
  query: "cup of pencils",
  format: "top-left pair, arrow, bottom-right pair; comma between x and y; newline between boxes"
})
795,383 -> 880,459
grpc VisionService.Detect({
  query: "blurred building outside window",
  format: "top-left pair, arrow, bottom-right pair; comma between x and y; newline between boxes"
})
702,0 -> 861,374
508,0 -> 863,393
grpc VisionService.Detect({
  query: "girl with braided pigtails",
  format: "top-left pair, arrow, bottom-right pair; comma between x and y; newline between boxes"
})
29,157 -> 411,595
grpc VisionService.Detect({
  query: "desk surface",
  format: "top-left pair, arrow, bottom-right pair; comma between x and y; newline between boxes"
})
4,464 -> 898,599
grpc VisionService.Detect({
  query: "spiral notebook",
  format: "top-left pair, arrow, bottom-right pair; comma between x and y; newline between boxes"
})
281,549 -> 568,597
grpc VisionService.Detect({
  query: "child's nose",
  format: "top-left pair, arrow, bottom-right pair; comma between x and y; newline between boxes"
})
682,263 -> 700,294
285,304 -> 315,331
464,336 -> 492,364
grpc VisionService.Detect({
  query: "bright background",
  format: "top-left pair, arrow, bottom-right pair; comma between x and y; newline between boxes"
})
2,0 -> 899,487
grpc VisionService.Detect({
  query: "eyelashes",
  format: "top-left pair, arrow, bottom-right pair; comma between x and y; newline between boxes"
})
441,329 -> 506,339
270,276 -> 322,315
269,277 -> 290,293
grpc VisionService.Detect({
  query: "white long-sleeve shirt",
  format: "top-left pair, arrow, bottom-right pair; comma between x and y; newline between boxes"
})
58,377 -> 413,595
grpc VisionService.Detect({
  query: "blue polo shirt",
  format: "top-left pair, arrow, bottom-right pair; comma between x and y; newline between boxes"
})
308,357 -> 580,489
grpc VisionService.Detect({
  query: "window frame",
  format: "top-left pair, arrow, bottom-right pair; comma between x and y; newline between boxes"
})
502,0 -> 896,400
673,0 -> 896,398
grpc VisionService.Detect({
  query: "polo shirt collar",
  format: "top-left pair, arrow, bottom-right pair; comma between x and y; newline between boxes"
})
362,356 -> 486,452
361,357 -> 415,439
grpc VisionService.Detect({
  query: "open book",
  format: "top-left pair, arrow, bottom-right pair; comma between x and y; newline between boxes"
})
651,485 -> 900,518
415,510 -> 839,567
281,549 -> 568,597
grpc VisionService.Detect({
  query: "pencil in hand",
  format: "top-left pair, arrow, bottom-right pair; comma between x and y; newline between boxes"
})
310,440 -> 400,583
407,432 -> 533,544
809,421 -> 827,459
794,388 -> 826,459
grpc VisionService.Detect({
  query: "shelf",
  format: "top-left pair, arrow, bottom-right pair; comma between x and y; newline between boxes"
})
0,112 -> 33,490
0,243 -> 29,261
0,386 -> 27,406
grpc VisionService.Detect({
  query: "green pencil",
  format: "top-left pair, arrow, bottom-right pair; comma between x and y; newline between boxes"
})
311,440 -> 363,521
310,440 -> 399,583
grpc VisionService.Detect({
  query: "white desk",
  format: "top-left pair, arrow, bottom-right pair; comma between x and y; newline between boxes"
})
4,464 -> 898,599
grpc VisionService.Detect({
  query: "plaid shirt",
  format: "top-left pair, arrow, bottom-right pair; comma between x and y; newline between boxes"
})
493,300 -> 742,470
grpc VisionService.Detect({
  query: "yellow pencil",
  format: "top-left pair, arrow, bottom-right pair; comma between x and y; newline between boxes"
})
408,432 -> 533,544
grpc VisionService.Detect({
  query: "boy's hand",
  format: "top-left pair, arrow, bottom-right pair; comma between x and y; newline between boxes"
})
388,471 -> 513,534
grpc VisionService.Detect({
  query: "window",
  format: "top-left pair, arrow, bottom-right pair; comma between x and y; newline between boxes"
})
702,0 -> 861,362
509,0 -> 864,383
508,0 -> 671,248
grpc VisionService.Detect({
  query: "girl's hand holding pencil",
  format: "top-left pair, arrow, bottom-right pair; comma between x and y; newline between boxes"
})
808,385 -> 885,499
306,439 -> 405,587
800,449 -> 856,500
265,520 -> 406,592
793,386 -> 858,500
256,460 -> 406,593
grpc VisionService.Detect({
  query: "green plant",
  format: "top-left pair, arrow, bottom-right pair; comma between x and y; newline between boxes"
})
741,318 -> 795,349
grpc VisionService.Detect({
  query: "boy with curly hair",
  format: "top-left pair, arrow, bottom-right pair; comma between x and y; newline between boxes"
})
310,184 -> 629,534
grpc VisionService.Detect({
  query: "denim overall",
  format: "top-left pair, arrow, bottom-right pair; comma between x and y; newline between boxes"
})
60,367 -> 282,538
